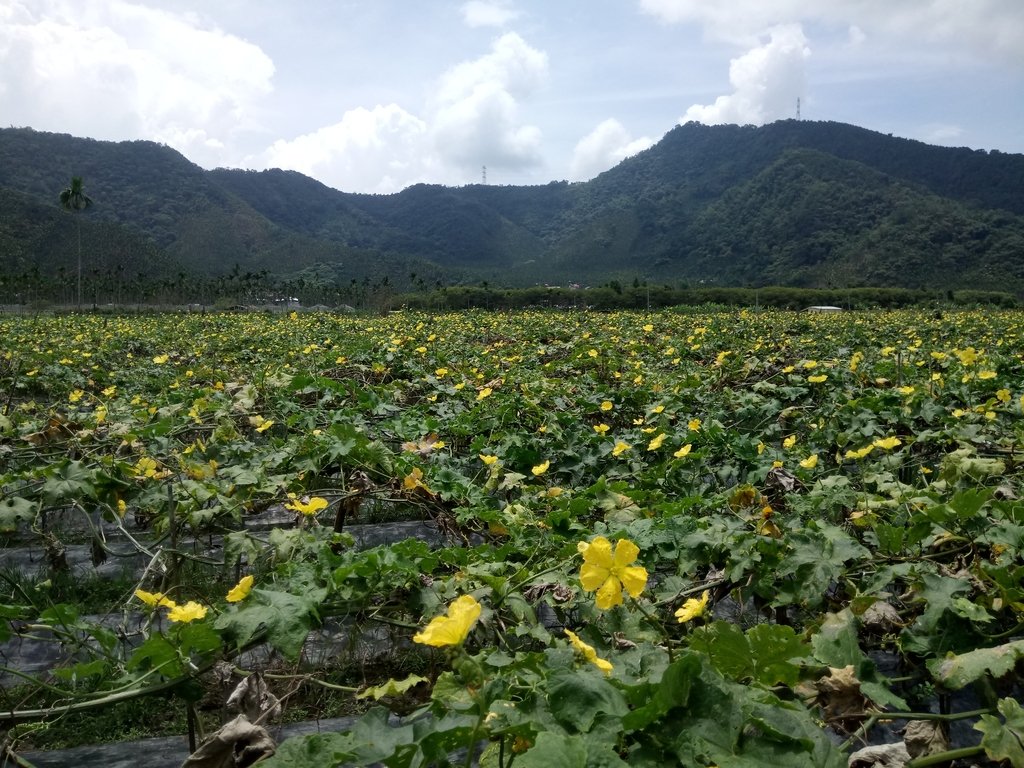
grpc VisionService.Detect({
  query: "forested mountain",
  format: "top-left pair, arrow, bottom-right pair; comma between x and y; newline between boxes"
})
1,119 -> 1023,302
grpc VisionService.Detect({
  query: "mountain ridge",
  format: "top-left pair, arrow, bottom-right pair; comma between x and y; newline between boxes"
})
1,119 -> 1022,300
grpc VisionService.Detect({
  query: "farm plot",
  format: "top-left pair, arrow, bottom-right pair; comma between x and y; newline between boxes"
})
1,308 -> 1023,767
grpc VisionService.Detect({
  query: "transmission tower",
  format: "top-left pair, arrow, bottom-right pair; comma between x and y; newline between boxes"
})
482,165 -> 487,185
796,97 -> 801,120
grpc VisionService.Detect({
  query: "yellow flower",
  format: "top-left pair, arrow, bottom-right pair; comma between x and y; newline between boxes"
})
593,423 -> 610,435
476,387 -> 493,401
898,385 -> 916,395
845,445 -> 875,460
435,367 -> 448,377
285,496 -> 329,515
611,441 -> 630,457
579,536 -> 648,610
600,401 -> 614,411
799,454 -> 819,469
996,389 -> 1011,403
873,436 -> 902,451
807,374 -> 827,383
588,349 -> 599,358
531,460 -> 550,476
651,404 -> 665,414
403,468 -> 432,494
687,418 -> 701,432
255,418 -> 274,433
226,575 -> 254,603
116,499 -> 127,517
564,629 -> 613,674
673,443 -> 692,459
642,323 -> 654,332
68,389 -> 85,403
152,354 -> 169,364
135,589 -> 176,609
675,590 -> 710,624
479,454 -> 499,465
954,347 -> 978,366
647,433 -> 666,451
167,601 -> 208,623
783,434 -> 797,449
413,595 -> 482,647
978,370 -> 998,380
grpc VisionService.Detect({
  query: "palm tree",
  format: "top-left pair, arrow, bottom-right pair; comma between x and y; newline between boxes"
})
59,176 -> 94,310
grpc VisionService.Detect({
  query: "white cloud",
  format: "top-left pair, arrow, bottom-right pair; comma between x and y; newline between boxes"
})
921,123 -> 964,145
0,0 -> 274,168
252,32 -> 549,192
570,119 -> 654,181
682,24 -> 808,126
258,104 -> 431,194
638,0 -> 1024,64
430,32 -> 548,170
461,1 -> 520,28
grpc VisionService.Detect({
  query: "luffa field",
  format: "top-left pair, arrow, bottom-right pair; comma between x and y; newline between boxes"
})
1,308 -> 1023,767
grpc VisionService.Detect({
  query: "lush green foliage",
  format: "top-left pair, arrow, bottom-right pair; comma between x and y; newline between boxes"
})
2,121 -> 1024,298
2,308 -> 1024,765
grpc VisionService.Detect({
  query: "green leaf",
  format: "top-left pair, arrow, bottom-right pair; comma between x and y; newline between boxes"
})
41,460 -> 96,504
620,653 -> 699,732
548,669 -> 629,733
261,732 -> 359,767
0,496 -> 36,532
127,634 -> 182,677
517,732 -> 629,768
356,674 -> 429,701
745,623 -> 811,687
929,639 -> 1024,690
976,698 -> 1024,768
811,609 -> 863,669
213,587 -> 320,660
690,622 -> 810,688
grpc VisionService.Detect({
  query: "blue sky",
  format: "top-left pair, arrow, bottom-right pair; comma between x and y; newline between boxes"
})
2,0 -> 1022,193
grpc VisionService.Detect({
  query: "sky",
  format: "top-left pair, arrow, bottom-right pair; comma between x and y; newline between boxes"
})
2,0 -> 1023,194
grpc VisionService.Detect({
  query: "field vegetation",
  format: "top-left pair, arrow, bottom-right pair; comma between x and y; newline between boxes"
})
1,308 -> 1023,766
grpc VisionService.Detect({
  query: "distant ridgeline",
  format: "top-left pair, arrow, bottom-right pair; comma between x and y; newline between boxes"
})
1,120 -> 1023,307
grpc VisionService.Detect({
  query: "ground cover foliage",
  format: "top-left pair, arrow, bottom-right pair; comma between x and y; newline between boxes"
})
1,308 -> 1023,766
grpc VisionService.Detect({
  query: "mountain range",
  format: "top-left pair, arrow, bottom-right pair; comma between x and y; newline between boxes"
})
1,119 -> 1023,298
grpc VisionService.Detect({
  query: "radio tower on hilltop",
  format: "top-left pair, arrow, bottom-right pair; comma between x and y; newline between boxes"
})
482,165 -> 487,185
796,97 -> 801,120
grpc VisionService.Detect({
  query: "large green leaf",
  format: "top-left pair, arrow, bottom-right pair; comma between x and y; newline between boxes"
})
518,732 -> 629,768
929,639 -> 1024,690
0,496 -> 36,532
976,698 -> 1024,768
214,587 -> 322,660
547,669 -> 629,734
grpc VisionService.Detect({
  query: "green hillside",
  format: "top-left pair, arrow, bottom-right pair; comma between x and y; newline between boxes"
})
1,120 -> 1023,302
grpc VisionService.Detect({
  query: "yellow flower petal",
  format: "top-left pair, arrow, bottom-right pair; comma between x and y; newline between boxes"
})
167,601 -> 208,623
612,538 -> 640,569
595,576 -> 624,610
675,590 -> 710,624
564,629 -> 613,674
284,496 -> 329,515
226,575 -> 254,603
412,595 -> 482,647
619,566 -> 648,598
